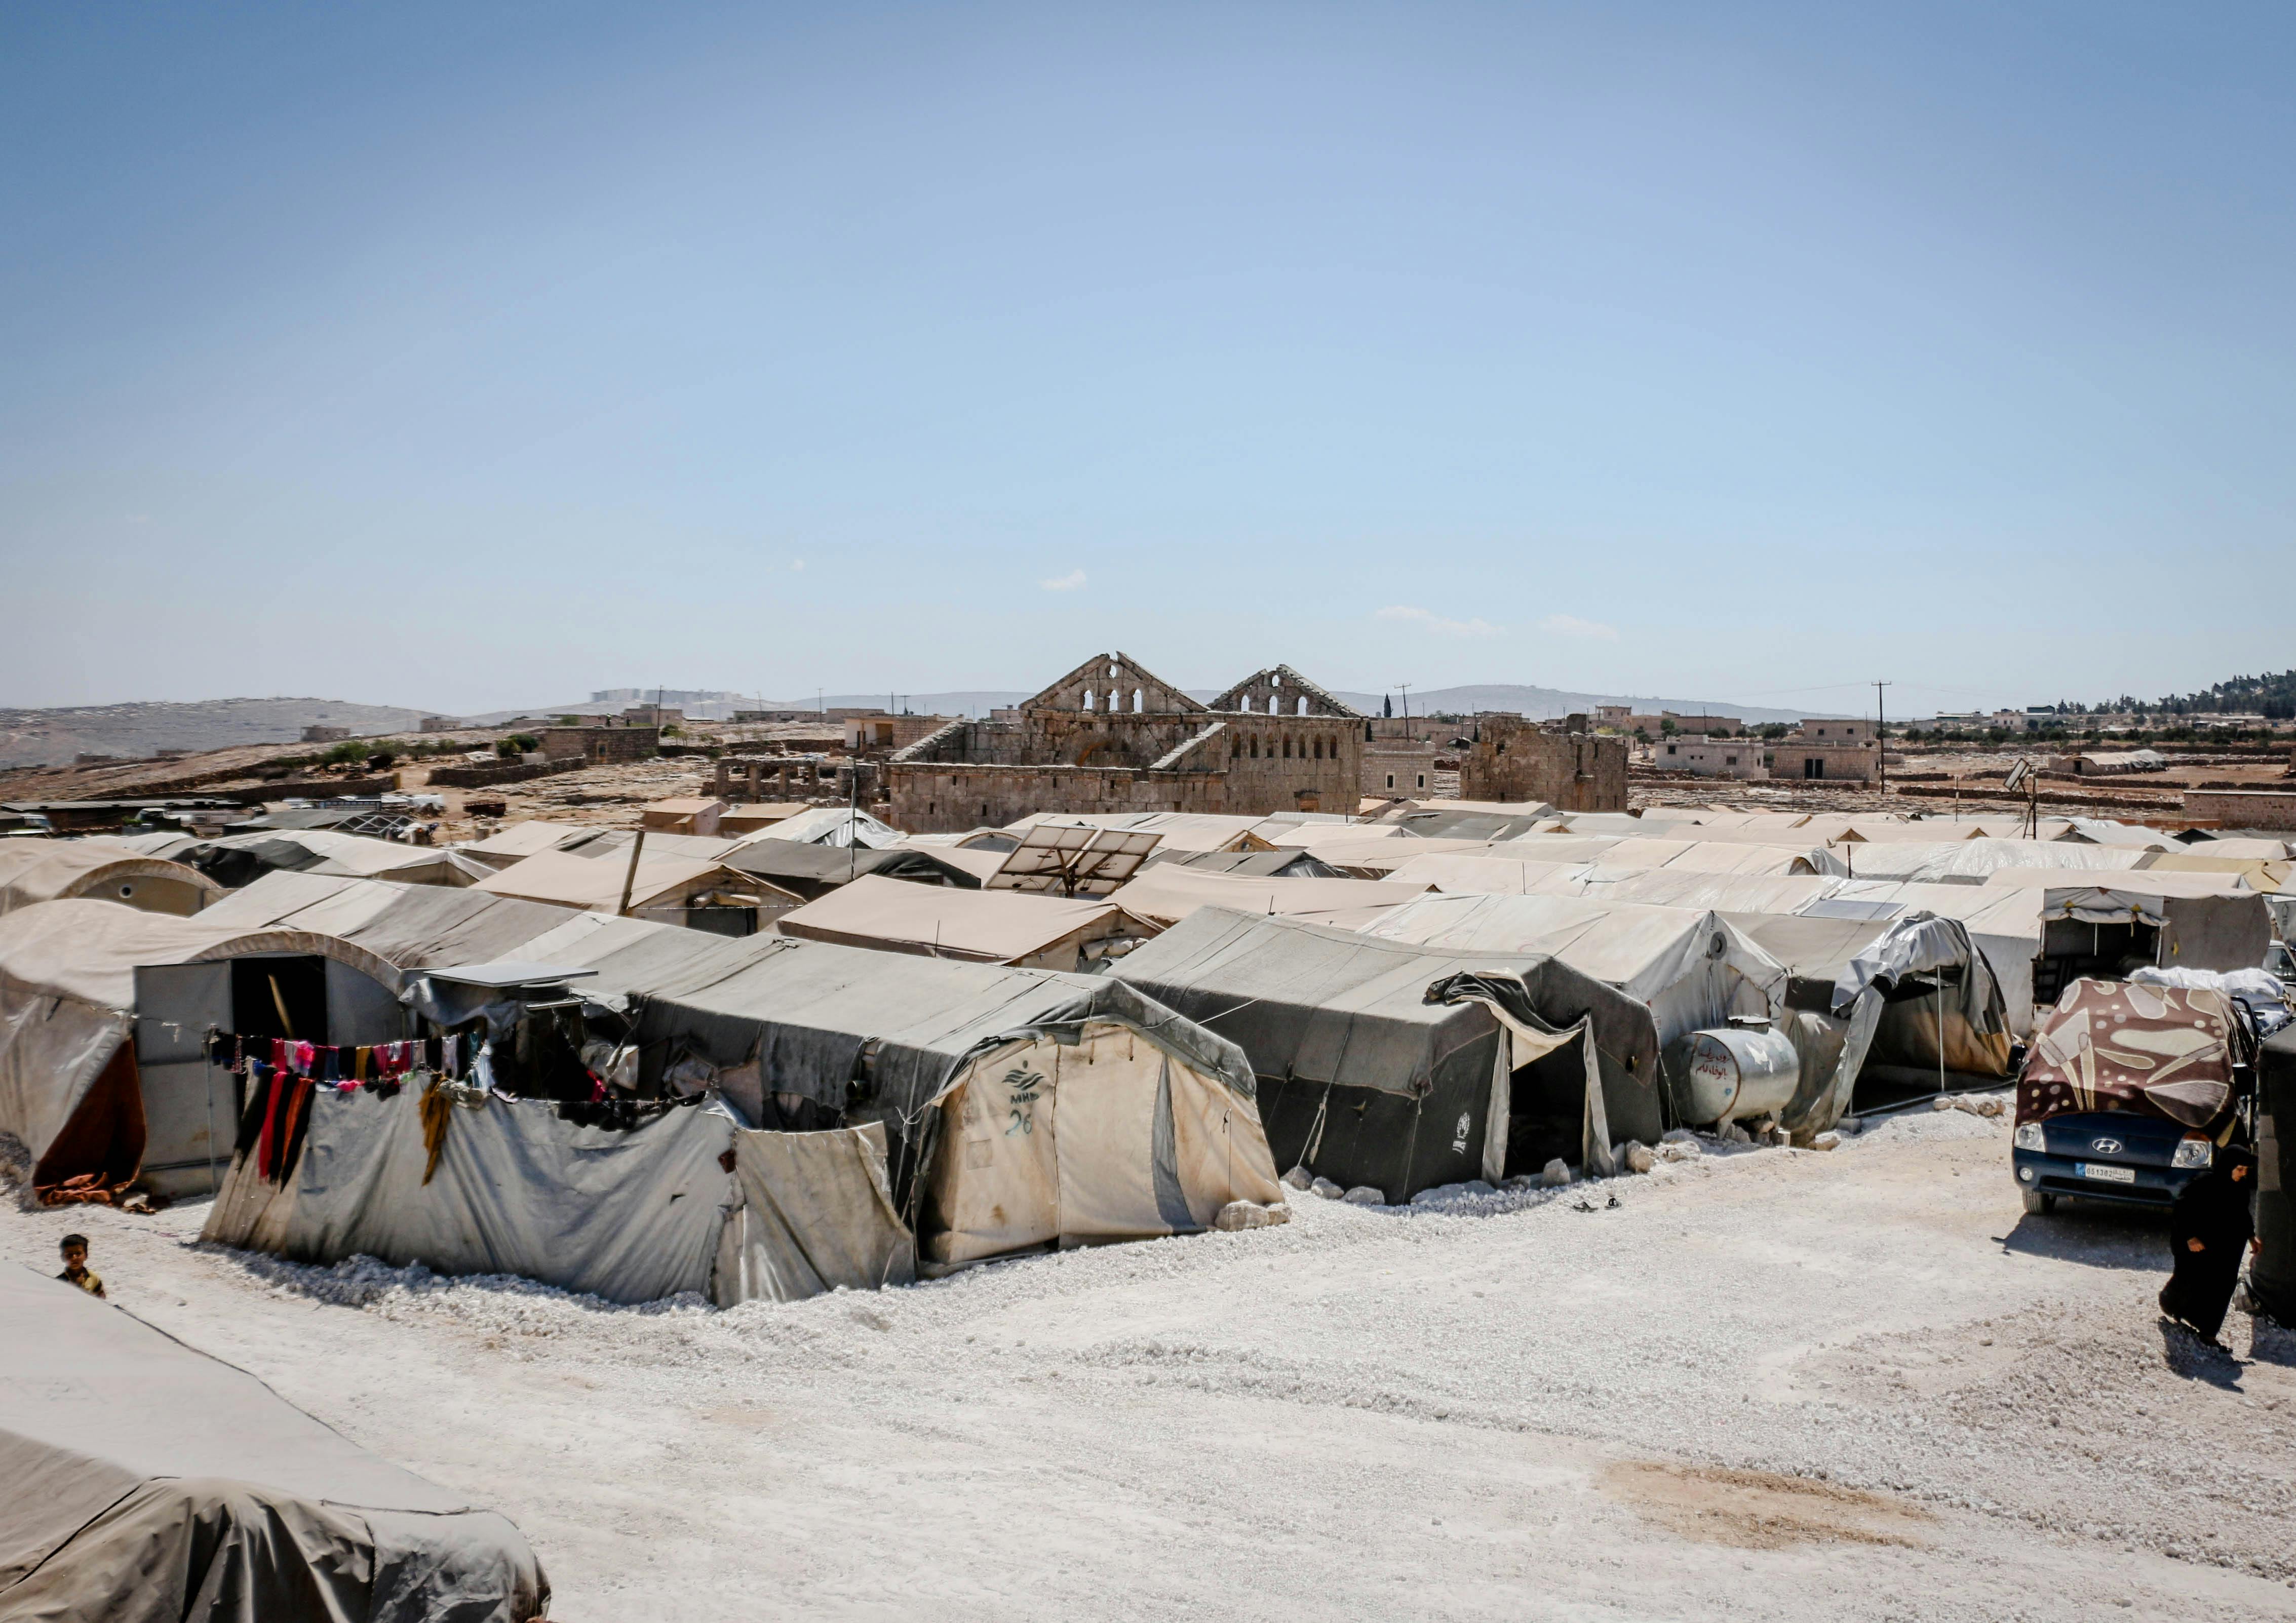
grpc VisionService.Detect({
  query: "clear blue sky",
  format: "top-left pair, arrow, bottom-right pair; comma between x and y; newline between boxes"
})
3,3 -> 2289,718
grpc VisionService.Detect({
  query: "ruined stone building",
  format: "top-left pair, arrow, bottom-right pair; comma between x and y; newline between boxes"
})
886,654 -> 1365,832
1458,714 -> 1626,811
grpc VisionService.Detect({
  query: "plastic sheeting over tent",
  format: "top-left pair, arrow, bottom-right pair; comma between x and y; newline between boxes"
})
0,842 -> 220,917
1114,908 -> 1663,1199
1351,892 -> 1787,1049
735,806 -> 903,849
0,1262 -> 547,1622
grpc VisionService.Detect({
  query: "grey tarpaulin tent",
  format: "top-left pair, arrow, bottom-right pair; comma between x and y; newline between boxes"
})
0,1263 -> 547,1622
1350,892 -> 1788,1049
1114,907 -> 1664,1199
183,872 -> 1278,1289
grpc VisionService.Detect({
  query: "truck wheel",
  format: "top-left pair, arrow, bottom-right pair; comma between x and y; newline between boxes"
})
2021,1189 -> 2054,1215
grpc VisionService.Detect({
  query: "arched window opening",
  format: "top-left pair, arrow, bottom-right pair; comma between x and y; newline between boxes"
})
1297,696 -> 1309,716
1081,689 -> 1095,712
1132,688 -> 1143,713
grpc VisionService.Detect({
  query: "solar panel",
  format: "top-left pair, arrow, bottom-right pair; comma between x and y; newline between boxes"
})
987,823 -> 1162,896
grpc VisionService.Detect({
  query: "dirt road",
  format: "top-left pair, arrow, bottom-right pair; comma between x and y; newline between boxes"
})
6,1106 -> 2289,1621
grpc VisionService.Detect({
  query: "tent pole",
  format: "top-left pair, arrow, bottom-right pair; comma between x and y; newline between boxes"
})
617,828 -> 647,917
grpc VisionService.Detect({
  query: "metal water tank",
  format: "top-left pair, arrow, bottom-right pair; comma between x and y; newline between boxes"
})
1666,1026 -> 1801,1125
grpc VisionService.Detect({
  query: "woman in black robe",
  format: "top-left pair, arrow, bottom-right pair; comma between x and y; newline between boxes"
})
2159,1147 -> 2256,1344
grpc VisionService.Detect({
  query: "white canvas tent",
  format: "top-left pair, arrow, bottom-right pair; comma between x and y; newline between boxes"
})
0,1262 -> 547,1622
0,842 -> 220,917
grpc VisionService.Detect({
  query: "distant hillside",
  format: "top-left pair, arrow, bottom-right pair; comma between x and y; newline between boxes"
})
0,698 -> 431,771
469,681 -> 1815,726
1321,684 -> 1811,724
465,691 -> 1034,725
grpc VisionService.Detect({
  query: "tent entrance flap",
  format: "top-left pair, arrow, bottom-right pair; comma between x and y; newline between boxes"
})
918,1020 -> 1281,1265
718,1121 -> 917,1305
30,1042 -> 144,1196
231,954 -> 329,1042
2035,919 -> 2159,1007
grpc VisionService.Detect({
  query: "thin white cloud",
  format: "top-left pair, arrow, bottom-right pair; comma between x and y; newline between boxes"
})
790,559 -> 805,572
1377,604 -> 1500,638
1536,613 -> 1619,641
1041,569 -> 1088,592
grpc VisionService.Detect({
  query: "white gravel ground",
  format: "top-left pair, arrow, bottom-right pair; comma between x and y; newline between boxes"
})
6,1099 -> 2292,1622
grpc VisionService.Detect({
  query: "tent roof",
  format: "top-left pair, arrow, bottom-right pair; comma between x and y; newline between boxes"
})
472,848 -> 742,912
1592,869 -> 1844,915
1379,853 -> 1594,895
1350,891 -> 1786,1018
720,840 -> 984,891
1981,865 -> 2259,899
0,844 -> 222,915
460,819 -> 606,859
774,874 -> 1134,963
1722,911 -> 1888,984
0,1262 -> 539,1610
1113,906 -> 1655,1096
1825,838 -> 2152,885
734,807 -> 903,848
1149,847 -> 1339,878
0,899 -> 358,1012
70,870 -> 1256,1124
1106,909 -> 1653,1097
1104,866 -> 1432,929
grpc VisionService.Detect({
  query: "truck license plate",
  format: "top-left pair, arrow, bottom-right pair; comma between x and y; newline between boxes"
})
2077,1162 -> 2136,1184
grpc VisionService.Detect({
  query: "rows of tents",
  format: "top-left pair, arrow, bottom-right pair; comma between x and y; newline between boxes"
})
0,800 -> 2284,1309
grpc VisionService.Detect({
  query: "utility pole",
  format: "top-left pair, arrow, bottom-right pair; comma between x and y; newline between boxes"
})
1873,681 -> 1892,795
1398,683 -> 1413,737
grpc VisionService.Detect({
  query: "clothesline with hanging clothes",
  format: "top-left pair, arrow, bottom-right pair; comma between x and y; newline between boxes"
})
204,1033 -> 480,1190
204,1032 -> 474,1088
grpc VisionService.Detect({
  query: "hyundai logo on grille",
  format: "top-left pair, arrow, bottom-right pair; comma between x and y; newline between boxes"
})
2089,1137 -> 2124,1155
